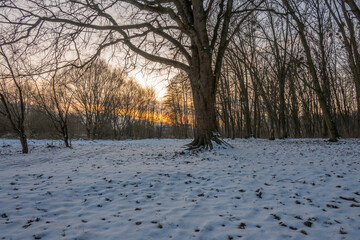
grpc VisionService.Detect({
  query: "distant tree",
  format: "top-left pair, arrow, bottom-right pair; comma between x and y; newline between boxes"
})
114,78 -> 142,138
282,0 -> 340,141
115,79 -> 158,139
137,87 -> 158,138
71,60 -> 125,139
32,69 -> 74,147
164,73 -> 193,138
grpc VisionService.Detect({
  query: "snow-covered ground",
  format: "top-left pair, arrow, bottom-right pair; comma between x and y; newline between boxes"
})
0,138 -> 359,240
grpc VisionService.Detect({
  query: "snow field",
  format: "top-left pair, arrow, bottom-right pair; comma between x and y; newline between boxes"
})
0,138 -> 359,240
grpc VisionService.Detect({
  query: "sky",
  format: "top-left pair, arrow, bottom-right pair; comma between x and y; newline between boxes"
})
104,50 -> 177,101
129,70 -> 169,100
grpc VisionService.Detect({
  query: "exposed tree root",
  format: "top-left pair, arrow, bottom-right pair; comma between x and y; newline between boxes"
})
328,137 -> 339,142
185,132 -> 233,151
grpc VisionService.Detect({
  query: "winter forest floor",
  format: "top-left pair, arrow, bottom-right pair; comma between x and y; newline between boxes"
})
0,138 -> 359,240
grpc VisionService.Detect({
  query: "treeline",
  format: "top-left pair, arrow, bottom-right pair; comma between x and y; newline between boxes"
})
2,0 -> 360,153
164,0 -> 360,140
0,60 -> 167,151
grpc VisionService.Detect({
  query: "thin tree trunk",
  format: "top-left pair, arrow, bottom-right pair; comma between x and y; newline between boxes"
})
20,132 -> 28,154
289,74 -> 301,137
279,73 -> 287,139
342,2 -> 360,137
62,125 -> 70,147
253,86 -> 258,138
283,0 -> 339,141
343,0 -> 360,23
238,67 -> 252,138
326,0 -> 360,136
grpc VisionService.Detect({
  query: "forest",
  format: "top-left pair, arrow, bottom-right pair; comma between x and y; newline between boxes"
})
1,0 -> 360,152
1,1 -> 360,239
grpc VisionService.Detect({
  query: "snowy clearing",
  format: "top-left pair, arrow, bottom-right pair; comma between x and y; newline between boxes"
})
0,138 -> 359,240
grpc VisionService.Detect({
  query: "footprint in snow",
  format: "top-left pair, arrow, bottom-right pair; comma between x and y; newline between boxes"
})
237,223 -> 246,229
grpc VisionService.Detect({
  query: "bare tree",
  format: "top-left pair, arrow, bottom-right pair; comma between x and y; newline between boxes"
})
0,45 -> 29,153
3,0 -> 358,143
71,60 -> 125,139
0,0 -> 264,149
32,69 -> 74,147
110,78 -> 159,139
159,0 -> 358,140
282,0 -> 340,141
164,72 -> 193,138
115,78 -> 142,138
343,0 -> 360,22
325,0 -> 360,136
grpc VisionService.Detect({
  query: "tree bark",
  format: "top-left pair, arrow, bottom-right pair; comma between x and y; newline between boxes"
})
62,125 -> 70,148
237,65 -> 252,138
269,118 -> 275,140
20,133 -> 28,154
187,47 -> 221,149
289,73 -> 301,137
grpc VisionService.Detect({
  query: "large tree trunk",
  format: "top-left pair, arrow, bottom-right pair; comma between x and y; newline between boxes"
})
184,0 -> 235,149
190,84 -> 219,149
187,47 -> 222,150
